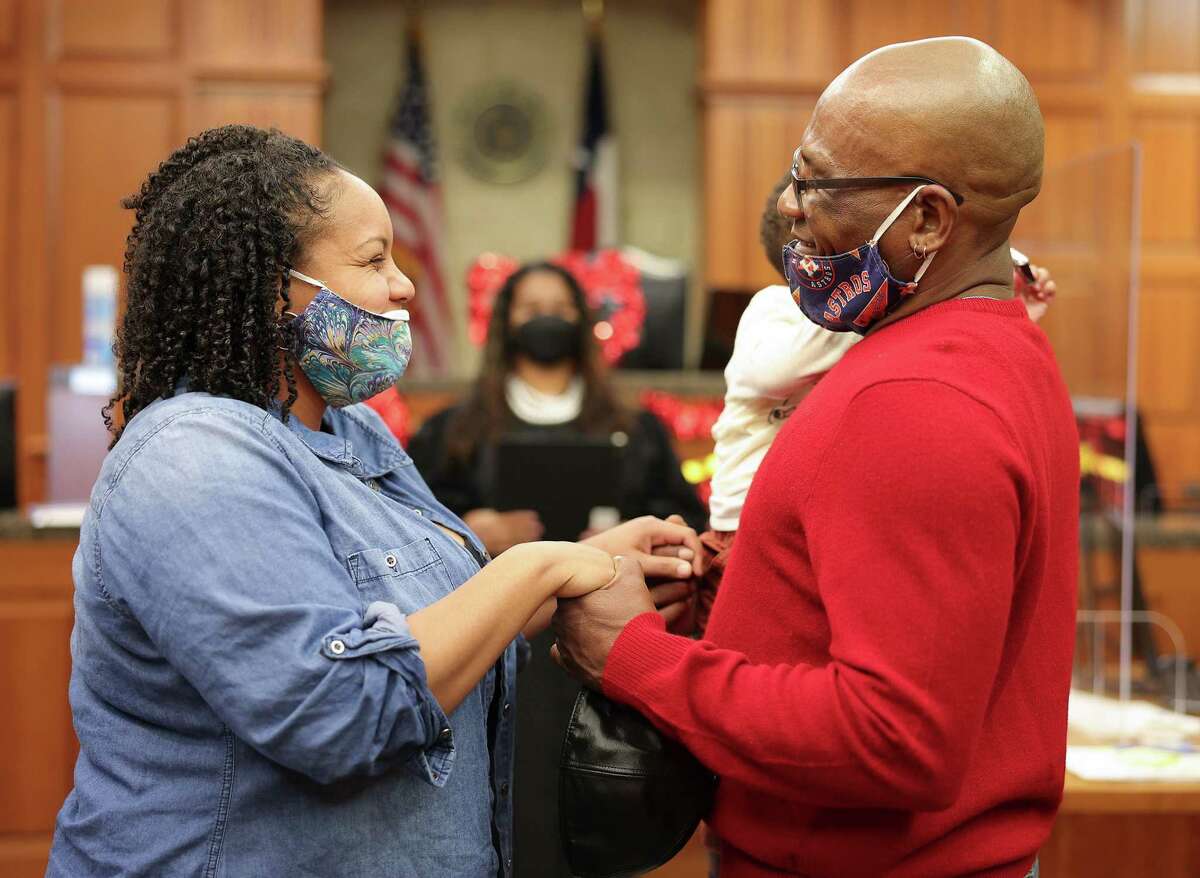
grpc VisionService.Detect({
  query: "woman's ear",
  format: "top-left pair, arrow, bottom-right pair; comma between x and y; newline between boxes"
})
908,186 -> 957,257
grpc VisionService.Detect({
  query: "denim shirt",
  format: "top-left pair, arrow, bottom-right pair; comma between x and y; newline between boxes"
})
49,392 -> 520,878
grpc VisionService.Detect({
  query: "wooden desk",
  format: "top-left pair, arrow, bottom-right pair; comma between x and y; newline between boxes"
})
1038,774 -> 1200,877
0,537 -> 77,878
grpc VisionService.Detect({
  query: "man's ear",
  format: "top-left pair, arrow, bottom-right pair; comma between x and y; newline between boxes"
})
908,185 -> 958,257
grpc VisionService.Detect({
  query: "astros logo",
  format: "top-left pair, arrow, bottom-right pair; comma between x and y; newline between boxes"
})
794,254 -> 835,291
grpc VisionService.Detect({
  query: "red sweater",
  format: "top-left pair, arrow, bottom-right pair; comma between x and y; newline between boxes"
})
604,298 -> 1079,878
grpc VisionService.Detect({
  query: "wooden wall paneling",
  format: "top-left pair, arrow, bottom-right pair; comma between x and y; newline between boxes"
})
1020,110 -> 1107,247
845,0 -> 996,59
188,0 -> 322,71
701,0 -> 837,89
50,93 -> 176,369
188,82 -> 323,144
1041,110 -> 1108,176
0,93 -> 14,381
0,0 -> 17,382
0,0 -> 15,56
1130,0 -> 1200,74
703,99 -> 750,288
1133,114 -> 1200,248
1138,288 -> 1200,418
49,0 -> 175,61
995,0 -> 1106,80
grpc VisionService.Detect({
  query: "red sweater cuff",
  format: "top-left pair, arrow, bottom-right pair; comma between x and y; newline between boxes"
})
602,611 -> 694,705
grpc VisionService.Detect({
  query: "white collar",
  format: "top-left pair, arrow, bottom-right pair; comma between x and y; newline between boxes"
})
505,374 -> 585,425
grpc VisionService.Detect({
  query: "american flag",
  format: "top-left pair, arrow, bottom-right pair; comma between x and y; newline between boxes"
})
381,27 -> 450,376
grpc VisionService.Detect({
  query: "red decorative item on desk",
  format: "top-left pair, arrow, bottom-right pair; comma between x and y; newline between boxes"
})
639,391 -> 724,442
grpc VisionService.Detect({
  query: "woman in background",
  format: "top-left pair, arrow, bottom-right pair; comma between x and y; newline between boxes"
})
409,261 -> 706,555
409,260 -> 706,877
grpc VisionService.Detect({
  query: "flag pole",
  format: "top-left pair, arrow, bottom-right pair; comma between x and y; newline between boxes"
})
582,0 -> 604,36
405,0 -> 422,46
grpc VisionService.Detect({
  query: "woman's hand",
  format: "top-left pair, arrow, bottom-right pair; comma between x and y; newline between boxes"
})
581,514 -> 703,581
516,541 -> 617,599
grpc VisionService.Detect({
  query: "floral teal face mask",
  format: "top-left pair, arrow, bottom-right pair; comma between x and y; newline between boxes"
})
287,269 -> 412,408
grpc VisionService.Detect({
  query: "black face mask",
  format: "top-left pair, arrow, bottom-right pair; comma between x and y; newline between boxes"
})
510,315 -> 581,364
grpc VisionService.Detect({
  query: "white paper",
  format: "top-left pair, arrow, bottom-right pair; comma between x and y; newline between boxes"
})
1066,745 -> 1200,782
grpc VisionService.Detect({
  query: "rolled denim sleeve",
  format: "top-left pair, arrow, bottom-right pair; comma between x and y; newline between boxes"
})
95,407 -> 454,786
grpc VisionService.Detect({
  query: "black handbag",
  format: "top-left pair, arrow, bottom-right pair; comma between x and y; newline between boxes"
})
558,687 -> 718,878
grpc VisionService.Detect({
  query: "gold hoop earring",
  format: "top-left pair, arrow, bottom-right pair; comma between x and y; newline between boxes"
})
277,311 -> 299,352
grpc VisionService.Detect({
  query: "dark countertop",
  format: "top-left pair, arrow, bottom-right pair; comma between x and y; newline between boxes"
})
0,509 -> 82,542
1081,513 -> 1200,551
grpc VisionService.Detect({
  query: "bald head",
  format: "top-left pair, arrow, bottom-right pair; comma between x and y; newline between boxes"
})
812,37 -> 1043,225
778,39 -> 1044,328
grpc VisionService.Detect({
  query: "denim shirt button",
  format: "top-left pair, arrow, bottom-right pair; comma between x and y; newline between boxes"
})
385,553 -> 397,568
438,727 -> 452,744
499,782 -> 509,797
412,508 -> 423,517
502,701 -> 511,716
329,639 -> 346,655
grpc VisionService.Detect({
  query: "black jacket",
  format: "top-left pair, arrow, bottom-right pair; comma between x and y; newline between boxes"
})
407,405 -> 707,531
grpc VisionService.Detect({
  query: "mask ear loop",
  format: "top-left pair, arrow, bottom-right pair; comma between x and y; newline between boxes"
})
870,185 -> 936,284
278,269 -> 312,352
288,268 -> 327,289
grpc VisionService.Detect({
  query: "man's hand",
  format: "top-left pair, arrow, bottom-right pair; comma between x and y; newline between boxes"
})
462,508 -> 544,555
581,514 -> 702,581
551,556 -> 655,690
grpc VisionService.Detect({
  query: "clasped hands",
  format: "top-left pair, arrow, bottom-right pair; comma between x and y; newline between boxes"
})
551,514 -> 702,690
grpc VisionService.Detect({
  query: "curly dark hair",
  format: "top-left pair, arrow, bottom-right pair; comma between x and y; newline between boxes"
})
104,124 -> 339,444
445,261 -> 628,462
760,170 -> 794,281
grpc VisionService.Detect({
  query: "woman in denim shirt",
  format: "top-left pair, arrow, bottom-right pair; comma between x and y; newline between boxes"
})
48,125 -> 700,878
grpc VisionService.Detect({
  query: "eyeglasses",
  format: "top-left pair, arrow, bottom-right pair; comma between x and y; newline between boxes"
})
790,169 -> 966,206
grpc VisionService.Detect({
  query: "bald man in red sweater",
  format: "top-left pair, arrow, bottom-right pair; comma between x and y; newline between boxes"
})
552,38 -> 1078,878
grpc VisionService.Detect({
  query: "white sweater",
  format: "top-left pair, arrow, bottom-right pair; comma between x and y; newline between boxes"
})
707,285 -> 860,531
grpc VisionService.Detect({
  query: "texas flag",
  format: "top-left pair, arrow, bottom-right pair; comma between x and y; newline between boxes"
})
570,34 -> 618,251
